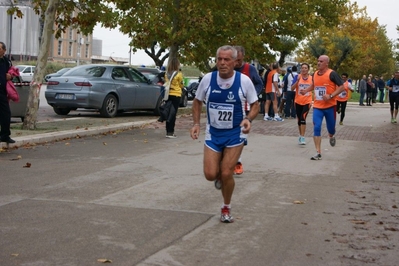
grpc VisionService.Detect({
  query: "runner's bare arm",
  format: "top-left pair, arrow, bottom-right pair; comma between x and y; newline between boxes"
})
190,99 -> 203,140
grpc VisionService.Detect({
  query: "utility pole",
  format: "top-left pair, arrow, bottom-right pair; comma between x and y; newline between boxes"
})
8,13 -> 12,60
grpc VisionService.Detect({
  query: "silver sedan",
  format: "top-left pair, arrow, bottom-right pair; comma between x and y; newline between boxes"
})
45,64 -> 164,117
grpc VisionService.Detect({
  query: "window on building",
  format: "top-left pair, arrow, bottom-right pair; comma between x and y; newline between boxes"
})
85,44 -> 89,58
68,42 -> 73,56
58,40 -> 62,55
69,28 -> 73,40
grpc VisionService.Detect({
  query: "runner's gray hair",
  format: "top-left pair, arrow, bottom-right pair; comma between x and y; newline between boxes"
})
234,45 -> 245,56
216,45 -> 237,59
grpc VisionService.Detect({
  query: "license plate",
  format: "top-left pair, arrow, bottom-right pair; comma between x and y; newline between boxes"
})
56,94 -> 75,100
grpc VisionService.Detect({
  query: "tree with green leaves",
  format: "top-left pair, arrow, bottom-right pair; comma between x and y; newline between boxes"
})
114,0 -> 348,70
9,0 -> 349,129
296,2 -> 395,79
8,0 -> 118,129
22,0 -> 59,130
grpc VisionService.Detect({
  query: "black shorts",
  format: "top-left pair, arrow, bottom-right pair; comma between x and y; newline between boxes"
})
266,92 -> 277,101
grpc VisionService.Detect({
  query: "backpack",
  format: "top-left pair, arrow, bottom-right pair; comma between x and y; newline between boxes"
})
282,73 -> 293,92
263,69 -> 271,85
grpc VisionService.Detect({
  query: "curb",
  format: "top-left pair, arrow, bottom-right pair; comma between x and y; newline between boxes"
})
1,119 -> 157,149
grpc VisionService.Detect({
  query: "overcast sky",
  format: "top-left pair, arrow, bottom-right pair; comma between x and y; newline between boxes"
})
92,0 -> 399,66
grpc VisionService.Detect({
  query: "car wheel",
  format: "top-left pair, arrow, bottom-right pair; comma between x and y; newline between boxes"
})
154,95 -> 163,116
100,94 -> 118,118
53,107 -> 71,115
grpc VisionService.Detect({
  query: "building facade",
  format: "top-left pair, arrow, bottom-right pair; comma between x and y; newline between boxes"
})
0,0 -> 93,64
50,26 -> 93,64
0,2 -> 40,61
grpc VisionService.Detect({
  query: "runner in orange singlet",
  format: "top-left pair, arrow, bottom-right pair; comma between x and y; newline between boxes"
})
291,63 -> 313,145
299,55 -> 344,160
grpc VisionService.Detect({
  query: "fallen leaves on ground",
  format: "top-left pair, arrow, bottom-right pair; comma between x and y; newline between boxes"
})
350,219 -> 366,224
10,155 -> 22,161
97,258 -> 112,263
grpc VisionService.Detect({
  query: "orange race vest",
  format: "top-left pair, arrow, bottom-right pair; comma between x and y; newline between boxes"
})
336,81 -> 350,102
294,74 -> 313,105
265,69 -> 278,93
313,69 -> 337,109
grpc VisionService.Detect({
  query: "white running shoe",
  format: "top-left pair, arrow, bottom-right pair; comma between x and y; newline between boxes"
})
220,206 -> 234,223
310,153 -> 322,160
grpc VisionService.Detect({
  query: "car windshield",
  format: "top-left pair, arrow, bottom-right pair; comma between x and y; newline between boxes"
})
66,66 -> 106,77
16,66 -> 26,72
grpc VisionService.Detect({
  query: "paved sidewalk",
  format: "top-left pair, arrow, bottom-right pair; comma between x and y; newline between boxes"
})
1,102 -> 394,150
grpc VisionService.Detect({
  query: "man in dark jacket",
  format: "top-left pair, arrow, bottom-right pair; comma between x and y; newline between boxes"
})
370,74 -> 378,104
233,46 -> 263,175
0,41 -> 15,144
377,75 -> 386,103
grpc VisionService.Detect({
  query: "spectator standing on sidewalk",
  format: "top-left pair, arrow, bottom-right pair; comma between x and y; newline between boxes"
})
378,75 -> 386,103
258,64 -> 269,115
291,62 -> 313,145
163,58 -> 184,138
190,45 -> 259,223
387,71 -> 399,123
336,73 -> 354,125
371,74 -> 378,104
366,77 -> 374,106
233,45 -> 263,175
358,75 -> 367,106
0,41 -> 15,144
263,62 -> 284,121
299,55 -> 344,160
284,65 -> 298,119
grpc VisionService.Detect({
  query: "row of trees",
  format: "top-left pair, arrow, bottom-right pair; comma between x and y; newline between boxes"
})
8,0 -> 398,129
296,2 -> 397,79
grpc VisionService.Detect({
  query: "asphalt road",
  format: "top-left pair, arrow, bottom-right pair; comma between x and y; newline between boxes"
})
1,100 -> 399,265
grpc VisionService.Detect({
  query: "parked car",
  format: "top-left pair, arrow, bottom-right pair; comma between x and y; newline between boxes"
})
44,67 -> 72,82
136,67 -> 188,107
15,65 -> 36,82
45,64 -> 165,117
10,76 -> 31,122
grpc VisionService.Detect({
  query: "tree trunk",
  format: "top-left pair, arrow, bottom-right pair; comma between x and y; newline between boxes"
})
22,0 -> 59,130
